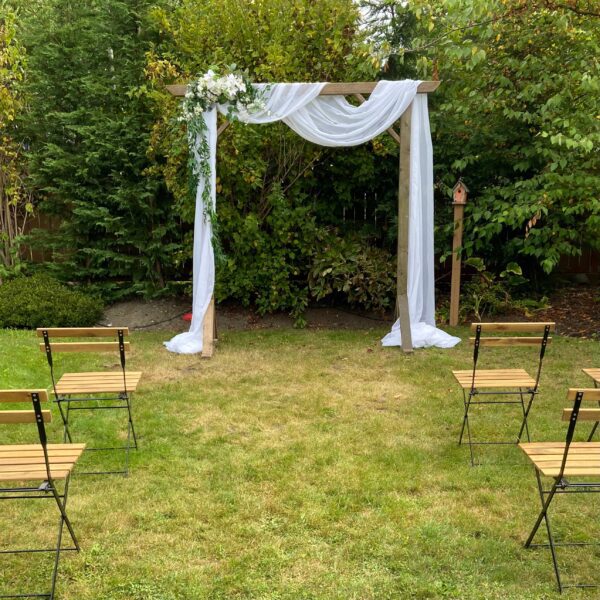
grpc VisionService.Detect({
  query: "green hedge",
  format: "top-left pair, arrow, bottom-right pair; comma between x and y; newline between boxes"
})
0,274 -> 104,329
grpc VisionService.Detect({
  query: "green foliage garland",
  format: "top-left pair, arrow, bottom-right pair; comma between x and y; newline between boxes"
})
180,68 -> 265,225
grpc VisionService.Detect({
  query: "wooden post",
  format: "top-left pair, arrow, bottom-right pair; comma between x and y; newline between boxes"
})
198,120 -> 228,358
449,180 -> 469,326
396,103 -> 413,353
201,297 -> 215,358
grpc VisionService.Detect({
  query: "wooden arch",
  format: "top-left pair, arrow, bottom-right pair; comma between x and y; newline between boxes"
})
167,81 -> 440,356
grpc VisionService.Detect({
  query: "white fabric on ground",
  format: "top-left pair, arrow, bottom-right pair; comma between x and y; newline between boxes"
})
381,320 -> 461,349
165,80 -> 459,353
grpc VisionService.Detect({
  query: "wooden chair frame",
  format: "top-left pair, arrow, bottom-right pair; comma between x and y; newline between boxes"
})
38,327 -> 138,476
455,322 -> 554,465
583,368 -> 600,441
0,390 -> 82,600
520,389 -> 600,592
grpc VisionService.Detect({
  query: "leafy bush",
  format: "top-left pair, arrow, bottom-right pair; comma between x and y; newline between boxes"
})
461,258 -> 529,321
215,183 -> 318,324
0,274 -> 104,329
309,233 -> 396,314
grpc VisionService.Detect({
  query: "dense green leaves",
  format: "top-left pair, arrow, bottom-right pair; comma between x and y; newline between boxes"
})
2,0 -> 597,316
0,273 -> 103,328
387,0 -> 600,276
16,0 -> 180,298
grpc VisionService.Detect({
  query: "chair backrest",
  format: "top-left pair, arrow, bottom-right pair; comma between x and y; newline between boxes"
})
37,327 -> 130,354
562,388 -> 600,425
37,327 -> 130,391
0,389 -> 57,484
0,389 -> 51,444
556,388 -> 600,479
470,322 -> 555,388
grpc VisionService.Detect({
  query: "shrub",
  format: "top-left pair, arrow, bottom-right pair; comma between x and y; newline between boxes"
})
0,274 -> 104,329
309,233 -> 396,314
215,183 -> 319,324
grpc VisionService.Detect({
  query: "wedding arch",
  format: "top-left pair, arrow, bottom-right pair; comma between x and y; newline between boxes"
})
164,79 -> 460,356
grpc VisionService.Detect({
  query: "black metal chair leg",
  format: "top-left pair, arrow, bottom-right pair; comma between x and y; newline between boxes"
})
55,398 -> 73,444
458,390 -> 476,466
525,472 -> 562,592
50,503 -> 66,599
517,388 -> 534,443
458,390 -> 471,444
125,395 -> 138,450
50,484 -> 79,553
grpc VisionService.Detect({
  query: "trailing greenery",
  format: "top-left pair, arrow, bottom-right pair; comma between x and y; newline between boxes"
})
0,273 -> 103,328
145,0 -> 382,317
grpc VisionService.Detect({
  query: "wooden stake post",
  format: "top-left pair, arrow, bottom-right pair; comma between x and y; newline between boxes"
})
396,105 -> 413,352
449,180 -> 469,327
167,81 -> 441,356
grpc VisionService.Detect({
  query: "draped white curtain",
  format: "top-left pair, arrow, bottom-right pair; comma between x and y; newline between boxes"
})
165,80 -> 460,354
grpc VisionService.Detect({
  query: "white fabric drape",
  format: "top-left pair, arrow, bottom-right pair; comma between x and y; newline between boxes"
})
165,80 -> 460,353
163,108 -> 218,354
381,94 -> 460,349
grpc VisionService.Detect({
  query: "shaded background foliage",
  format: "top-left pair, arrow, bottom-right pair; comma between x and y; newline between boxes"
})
1,0 -> 598,319
0,8 -> 31,281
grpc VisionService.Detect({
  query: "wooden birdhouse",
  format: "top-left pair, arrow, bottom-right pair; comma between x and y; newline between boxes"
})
452,179 -> 469,205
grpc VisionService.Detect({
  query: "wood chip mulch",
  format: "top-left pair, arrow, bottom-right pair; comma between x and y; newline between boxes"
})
534,286 -> 599,339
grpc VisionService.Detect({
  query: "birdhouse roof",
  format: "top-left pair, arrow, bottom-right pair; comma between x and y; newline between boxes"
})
452,179 -> 469,193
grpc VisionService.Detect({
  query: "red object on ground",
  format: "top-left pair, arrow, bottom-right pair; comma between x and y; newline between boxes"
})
182,312 -> 193,322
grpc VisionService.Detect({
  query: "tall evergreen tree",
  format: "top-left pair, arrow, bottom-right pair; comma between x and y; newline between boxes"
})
19,0 -> 178,297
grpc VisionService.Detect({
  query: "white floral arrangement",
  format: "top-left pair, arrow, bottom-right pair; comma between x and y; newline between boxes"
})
181,68 -> 264,128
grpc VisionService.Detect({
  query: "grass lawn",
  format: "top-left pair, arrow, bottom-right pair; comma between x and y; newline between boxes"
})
0,326 -> 599,599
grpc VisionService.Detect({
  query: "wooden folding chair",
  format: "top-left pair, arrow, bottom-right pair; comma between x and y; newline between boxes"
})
37,327 -> 141,476
520,388 -> 600,592
453,322 -> 555,465
0,389 -> 84,600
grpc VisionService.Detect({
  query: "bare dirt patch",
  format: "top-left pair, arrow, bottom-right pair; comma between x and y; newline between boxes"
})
101,284 -> 599,337
101,299 -> 389,332
491,285 -> 599,338
536,285 -> 599,338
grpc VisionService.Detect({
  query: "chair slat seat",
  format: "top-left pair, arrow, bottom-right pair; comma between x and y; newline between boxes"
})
583,368 -> 600,386
520,442 -> 600,477
0,443 -> 85,482
452,369 -> 536,389
54,371 -> 142,395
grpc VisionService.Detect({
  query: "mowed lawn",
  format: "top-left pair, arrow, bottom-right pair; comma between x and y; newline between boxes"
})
0,326 -> 599,599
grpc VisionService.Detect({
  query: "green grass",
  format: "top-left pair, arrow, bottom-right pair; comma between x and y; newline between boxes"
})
0,326 -> 599,599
